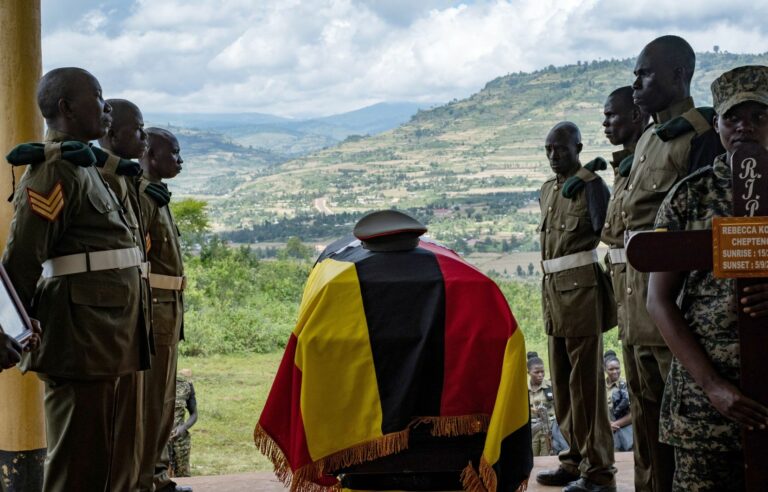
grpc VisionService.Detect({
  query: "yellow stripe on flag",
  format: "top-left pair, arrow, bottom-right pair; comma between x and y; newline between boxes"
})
483,328 -> 529,466
293,259 -> 384,460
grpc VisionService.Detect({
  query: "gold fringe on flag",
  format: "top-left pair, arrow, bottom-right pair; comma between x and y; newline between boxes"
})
256,415 -> 526,492
460,456 -> 528,492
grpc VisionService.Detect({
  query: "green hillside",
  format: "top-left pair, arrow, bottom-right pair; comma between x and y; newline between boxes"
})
200,52 -> 768,252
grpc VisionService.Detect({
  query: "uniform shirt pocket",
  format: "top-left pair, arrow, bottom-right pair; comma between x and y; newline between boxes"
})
87,191 -> 116,215
564,214 -> 580,232
554,265 -> 598,292
640,169 -> 678,193
70,278 -> 128,307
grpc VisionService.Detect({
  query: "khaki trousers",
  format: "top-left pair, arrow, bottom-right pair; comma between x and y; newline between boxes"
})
548,335 -> 616,485
138,344 -> 178,492
111,371 -> 145,492
39,375 -> 119,492
629,344 -> 674,492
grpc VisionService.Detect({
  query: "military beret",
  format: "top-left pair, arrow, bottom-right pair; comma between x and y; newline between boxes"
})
711,65 -> 768,116
354,210 -> 427,252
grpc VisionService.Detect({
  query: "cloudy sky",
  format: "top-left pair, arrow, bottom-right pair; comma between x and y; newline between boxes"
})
41,0 -> 768,118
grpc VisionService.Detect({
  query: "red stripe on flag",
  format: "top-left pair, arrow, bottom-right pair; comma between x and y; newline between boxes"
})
258,334 -> 313,470
419,241 -> 518,416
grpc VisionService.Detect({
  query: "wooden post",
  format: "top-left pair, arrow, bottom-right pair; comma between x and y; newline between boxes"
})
0,1 -> 46,490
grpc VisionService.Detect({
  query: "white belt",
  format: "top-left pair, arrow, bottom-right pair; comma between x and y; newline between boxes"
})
542,249 -> 599,274
149,273 -> 186,291
608,248 -> 626,264
42,247 -> 146,278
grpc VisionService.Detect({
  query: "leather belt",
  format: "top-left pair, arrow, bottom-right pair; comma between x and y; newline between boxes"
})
149,273 -> 186,291
541,249 -> 599,274
42,247 -> 145,278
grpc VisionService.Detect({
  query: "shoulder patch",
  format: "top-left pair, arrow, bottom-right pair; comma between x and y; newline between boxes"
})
27,181 -> 64,221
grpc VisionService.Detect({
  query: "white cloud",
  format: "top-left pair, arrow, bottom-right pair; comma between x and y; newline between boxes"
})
40,0 -> 768,117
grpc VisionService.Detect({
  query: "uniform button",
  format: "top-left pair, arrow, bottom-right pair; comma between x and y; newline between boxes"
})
640,155 -> 646,162
621,211 -> 626,217
554,185 -> 559,190
547,228 -> 551,232
610,195 -> 615,201
561,224 -> 566,229
652,184 -> 657,189
627,287 -> 633,294
573,282 -> 578,286
610,270 -> 614,276
605,222 -> 610,228
628,184 -> 634,190
548,206 -> 552,211
544,275 -> 549,280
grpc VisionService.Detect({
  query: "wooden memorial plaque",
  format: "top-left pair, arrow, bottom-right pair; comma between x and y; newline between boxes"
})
626,143 -> 768,489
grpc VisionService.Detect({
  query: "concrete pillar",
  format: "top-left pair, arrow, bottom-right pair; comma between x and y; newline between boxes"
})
0,1 -> 46,491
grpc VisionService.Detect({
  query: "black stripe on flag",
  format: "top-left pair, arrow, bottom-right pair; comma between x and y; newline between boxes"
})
354,248 -> 446,434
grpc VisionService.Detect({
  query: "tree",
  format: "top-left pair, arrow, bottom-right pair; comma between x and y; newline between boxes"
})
516,265 -> 525,276
282,236 -> 313,260
170,198 -> 209,253
713,45 -> 720,53
527,262 -> 535,276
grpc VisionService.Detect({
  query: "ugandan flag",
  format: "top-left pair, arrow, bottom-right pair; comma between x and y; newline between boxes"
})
254,238 -> 532,492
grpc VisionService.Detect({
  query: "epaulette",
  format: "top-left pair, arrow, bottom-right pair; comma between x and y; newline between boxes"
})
562,157 -> 607,199
140,179 -> 171,207
90,147 -> 142,176
6,141 -> 95,167
5,142 -> 142,178
617,153 -> 634,177
655,107 -> 715,142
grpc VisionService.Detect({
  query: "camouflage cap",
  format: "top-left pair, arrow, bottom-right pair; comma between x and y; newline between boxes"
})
711,65 -> 768,116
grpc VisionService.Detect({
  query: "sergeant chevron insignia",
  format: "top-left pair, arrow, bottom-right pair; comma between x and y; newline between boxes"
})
27,181 -> 65,221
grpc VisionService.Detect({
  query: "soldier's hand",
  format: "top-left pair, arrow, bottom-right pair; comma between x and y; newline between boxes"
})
610,422 -> 621,432
706,378 -> 768,430
0,333 -> 23,370
740,283 -> 768,317
25,319 -> 42,352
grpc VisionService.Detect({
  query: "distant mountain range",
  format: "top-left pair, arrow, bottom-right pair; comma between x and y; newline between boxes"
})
146,101 -> 438,161
165,51 -> 768,249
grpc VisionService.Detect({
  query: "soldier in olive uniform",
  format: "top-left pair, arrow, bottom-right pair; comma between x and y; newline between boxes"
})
97,99 -> 151,491
168,368 -> 198,477
536,122 -> 617,492
648,65 -> 768,492
2,68 -> 151,491
621,35 -> 725,491
599,85 -> 650,484
137,128 -> 189,492
527,352 -> 555,456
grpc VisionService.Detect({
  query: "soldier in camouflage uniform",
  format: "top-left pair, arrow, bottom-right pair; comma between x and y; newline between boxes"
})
535,122 -> 617,492
168,369 -> 198,477
647,65 -> 768,492
621,35 -> 725,492
527,352 -> 555,456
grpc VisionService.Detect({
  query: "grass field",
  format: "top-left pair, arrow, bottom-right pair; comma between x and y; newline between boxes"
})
178,330 -> 618,476
177,352 -> 283,476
